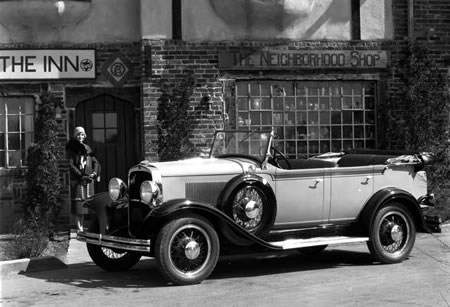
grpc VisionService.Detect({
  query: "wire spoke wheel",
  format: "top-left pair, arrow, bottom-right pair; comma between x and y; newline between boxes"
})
367,203 -> 416,264
100,247 -> 128,259
169,225 -> 210,275
232,186 -> 265,232
155,215 -> 220,285
379,213 -> 408,253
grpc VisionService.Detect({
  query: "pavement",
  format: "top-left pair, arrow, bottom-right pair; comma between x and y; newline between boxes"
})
1,222 -> 449,278
0,231 -> 90,277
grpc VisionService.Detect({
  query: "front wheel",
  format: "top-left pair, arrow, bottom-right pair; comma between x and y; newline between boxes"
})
367,203 -> 416,264
86,220 -> 142,271
155,215 -> 220,285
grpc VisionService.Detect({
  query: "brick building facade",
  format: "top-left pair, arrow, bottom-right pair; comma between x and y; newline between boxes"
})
0,0 -> 448,233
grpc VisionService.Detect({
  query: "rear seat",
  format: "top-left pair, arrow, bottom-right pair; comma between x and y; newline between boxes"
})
278,154 -> 395,170
337,154 -> 395,167
279,158 -> 338,170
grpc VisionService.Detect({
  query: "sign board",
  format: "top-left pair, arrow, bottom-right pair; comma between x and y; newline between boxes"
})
219,50 -> 389,69
0,49 -> 96,80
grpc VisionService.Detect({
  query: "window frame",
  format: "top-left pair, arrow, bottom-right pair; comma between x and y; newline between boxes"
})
0,96 -> 35,168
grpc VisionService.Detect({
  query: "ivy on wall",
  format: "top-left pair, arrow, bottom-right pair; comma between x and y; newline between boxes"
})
157,74 -> 197,161
387,42 -> 450,211
24,92 -> 62,231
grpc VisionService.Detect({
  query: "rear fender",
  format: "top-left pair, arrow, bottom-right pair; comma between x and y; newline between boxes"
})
357,187 -> 430,234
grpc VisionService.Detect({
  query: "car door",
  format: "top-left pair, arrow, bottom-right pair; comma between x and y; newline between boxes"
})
274,168 -> 327,227
327,166 -> 374,223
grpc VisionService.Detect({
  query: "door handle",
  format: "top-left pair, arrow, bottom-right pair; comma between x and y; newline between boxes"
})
362,176 -> 373,185
309,178 -> 323,189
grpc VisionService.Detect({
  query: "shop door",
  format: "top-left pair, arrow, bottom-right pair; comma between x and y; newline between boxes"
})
76,94 -> 138,193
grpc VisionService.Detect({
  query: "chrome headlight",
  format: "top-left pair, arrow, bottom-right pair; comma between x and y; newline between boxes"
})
109,178 -> 127,201
140,180 -> 162,206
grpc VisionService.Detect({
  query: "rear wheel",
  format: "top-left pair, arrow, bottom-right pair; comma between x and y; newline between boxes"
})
367,203 -> 416,264
155,215 -> 220,285
86,220 -> 142,271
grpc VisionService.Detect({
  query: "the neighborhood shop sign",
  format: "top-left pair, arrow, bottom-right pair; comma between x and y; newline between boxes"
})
219,50 -> 388,69
0,49 -> 96,80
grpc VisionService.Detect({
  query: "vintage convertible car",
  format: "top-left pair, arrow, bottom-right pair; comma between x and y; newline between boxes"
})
77,130 -> 434,285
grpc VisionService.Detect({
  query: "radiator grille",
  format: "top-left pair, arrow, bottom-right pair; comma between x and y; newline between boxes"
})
129,171 -> 152,200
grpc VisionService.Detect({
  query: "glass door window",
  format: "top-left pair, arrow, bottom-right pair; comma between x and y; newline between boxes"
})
235,81 -> 376,158
92,112 -> 118,144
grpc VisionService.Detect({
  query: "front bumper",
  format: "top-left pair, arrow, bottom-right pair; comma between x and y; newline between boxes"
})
76,231 -> 151,253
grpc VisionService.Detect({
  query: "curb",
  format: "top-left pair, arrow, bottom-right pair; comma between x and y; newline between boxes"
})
0,256 -> 67,276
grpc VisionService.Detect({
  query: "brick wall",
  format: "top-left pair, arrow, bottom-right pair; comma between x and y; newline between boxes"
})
142,39 -> 393,161
0,42 -> 142,233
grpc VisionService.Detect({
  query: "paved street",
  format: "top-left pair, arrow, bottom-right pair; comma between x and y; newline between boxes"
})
1,232 -> 449,307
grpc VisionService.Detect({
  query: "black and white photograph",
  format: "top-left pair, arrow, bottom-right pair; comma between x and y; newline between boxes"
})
1,0 -> 449,306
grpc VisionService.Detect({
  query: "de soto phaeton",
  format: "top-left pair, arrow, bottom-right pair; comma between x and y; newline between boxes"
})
77,130 -> 433,285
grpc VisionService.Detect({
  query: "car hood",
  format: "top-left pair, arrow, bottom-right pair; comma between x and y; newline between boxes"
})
139,157 -> 256,177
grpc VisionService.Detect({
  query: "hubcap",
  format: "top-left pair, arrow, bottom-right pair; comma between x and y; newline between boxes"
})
390,224 -> 403,242
245,199 -> 260,219
185,240 -> 201,260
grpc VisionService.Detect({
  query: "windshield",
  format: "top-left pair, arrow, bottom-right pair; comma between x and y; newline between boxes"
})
209,130 -> 272,162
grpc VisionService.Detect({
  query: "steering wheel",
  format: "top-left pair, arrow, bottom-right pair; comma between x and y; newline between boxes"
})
270,147 -> 291,169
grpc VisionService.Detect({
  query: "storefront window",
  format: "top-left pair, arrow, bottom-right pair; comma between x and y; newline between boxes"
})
235,81 -> 376,158
0,97 -> 34,168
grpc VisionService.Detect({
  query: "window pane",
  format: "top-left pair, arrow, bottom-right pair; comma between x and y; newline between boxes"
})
93,129 -> 105,143
23,115 -> 34,131
106,129 -> 117,143
8,134 -> 20,149
0,116 -> 4,132
8,115 -> 20,131
236,97 -> 248,111
237,84 -> 248,96
8,151 -> 22,167
261,84 -> 271,96
0,151 -> 4,167
250,83 -> 260,96
0,133 -> 4,148
105,113 -> 117,128
92,113 -> 104,128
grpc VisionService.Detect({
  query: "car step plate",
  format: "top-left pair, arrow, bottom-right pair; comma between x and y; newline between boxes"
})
269,236 -> 369,250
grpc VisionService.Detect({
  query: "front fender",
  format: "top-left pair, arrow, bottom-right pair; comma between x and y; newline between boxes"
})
142,199 -> 281,250
357,187 -> 430,234
83,192 -> 119,234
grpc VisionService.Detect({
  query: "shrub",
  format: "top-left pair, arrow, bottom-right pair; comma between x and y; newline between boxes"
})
387,42 -> 450,218
10,92 -> 63,259
6,219 -> 50,259
157,74 -> 197,161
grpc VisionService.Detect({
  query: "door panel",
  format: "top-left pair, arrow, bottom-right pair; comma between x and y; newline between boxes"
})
328,166 -> 374,223
76,94 -> 138,193
274,168 -> 326,227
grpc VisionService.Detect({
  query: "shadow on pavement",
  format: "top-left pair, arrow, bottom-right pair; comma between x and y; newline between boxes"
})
19,248 -> 376,288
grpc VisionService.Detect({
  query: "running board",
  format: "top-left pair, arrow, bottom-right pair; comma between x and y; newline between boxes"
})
269,236 -> 369,250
